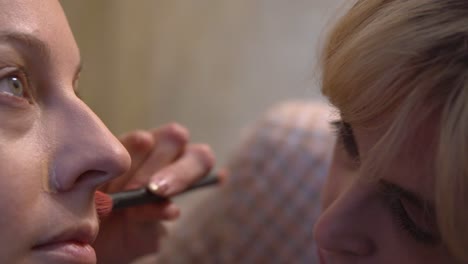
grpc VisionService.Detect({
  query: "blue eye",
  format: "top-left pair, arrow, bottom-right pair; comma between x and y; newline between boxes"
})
0,75 -> 26,98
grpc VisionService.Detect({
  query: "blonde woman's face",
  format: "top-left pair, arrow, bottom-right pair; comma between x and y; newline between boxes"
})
0,0 -> 130,263
314,116 -> 460,263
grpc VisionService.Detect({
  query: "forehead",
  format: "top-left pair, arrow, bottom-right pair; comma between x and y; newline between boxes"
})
0,0 -> 79,63
0,0 -> 62,30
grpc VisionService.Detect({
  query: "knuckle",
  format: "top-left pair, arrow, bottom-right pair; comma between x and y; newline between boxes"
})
159,123 -> 190,145
190,144 -> 215,168
121,130 -> 154,149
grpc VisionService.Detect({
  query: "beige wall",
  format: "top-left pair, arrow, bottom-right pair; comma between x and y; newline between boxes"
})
60,0 -> 345,165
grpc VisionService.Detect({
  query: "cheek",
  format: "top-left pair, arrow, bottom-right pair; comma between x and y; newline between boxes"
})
0,110 -> 49,192
0,135 -> 45,223
0,145 -> 45,258
0,109 -> 37,141
0,132 -> 45,179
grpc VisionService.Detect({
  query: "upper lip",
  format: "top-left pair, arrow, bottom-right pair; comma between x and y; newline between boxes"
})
33,223 -> 98,249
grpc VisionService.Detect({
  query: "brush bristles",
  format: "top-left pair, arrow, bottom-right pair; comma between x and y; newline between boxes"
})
95,191 -> 113,219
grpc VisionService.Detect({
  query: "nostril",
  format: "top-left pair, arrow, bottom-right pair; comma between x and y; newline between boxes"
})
74,170 -> 114,188
51,145 -> 131,192
79,144 -> 131,188
49,98 -> 133,192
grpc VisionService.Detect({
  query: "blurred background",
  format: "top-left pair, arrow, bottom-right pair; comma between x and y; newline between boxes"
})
60,0 -> 345,166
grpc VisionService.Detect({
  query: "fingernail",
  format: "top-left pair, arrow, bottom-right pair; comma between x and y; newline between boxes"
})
148,179 -> 170,196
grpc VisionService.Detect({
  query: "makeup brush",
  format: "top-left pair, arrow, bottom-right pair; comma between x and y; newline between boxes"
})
95,172 -> 223,218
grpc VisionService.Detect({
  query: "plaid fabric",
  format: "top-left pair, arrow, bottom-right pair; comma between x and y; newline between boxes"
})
150,100 -> 335,264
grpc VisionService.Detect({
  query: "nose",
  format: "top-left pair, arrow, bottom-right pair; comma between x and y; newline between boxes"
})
314,180 -> 376,257
47,96 -> 131,192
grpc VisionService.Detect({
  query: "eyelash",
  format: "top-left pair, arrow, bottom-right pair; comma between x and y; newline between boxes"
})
331,120 -> 439,245
331,121 -> 360,161
384,189 -> 440,245
0,68 -> 32,103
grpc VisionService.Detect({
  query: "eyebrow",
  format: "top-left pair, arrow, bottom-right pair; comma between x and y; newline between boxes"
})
0,31 -> 50,59
0,31 -> 83,95
379,180 -> 435,212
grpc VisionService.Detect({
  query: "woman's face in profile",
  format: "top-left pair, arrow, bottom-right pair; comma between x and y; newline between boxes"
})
313,115 -> 460,263
0,0 -> 129,263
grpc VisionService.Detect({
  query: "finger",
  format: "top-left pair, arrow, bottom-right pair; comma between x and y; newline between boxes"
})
148,144 -> 215,197
124,201 -> 181,221
125,123 -> 189,189
104,130 -> 155,193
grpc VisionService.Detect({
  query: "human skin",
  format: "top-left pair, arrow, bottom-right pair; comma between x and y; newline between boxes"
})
313,113 -> 460,263
0,0 -> 213,263
94,124 -> 215,264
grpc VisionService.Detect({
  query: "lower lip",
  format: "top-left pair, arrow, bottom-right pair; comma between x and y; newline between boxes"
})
32,242 -> 96,264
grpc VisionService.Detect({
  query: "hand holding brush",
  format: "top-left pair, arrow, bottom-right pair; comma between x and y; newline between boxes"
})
95,172 -> 224,218
93,125 -> 219,263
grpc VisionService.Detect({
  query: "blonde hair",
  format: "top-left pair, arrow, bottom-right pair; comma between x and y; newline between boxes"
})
321,0 -> 468,260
